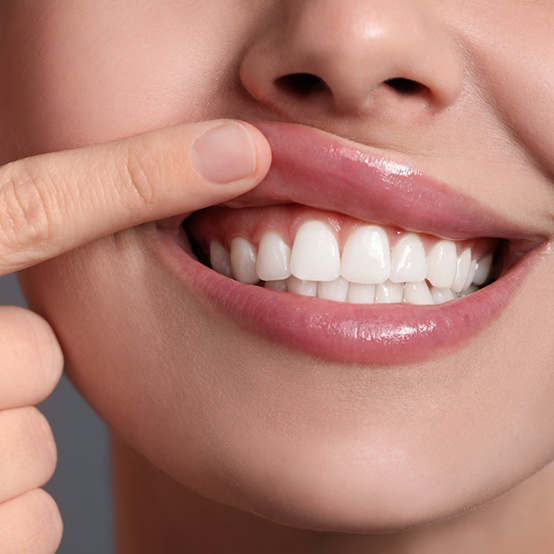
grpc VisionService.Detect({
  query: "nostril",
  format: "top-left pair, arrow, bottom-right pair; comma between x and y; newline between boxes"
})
384,77 -> 425,96
275,73 -> 330,98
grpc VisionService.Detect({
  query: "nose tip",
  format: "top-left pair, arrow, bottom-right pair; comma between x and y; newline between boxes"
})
240,0 -> 463,117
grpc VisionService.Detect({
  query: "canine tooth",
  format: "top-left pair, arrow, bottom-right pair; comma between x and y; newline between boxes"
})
403,282 -> 434,305
347,283 -> 376,304
473,253 -> 493,286
390,234 -> 427,283
264,280 -> 288,292
375,280 -> 404,304
286,276 -> 318,297
290,221 -> 341,282
426,240 -> 457,288
210,241 -> 233,278
230,237 -> 258,284
463,259 -> 477,291
256,232 -> 291,281
451,249 -> 472,293
318,277 -> 349,302
431,287 -> 456,305
341,225 -> 391,284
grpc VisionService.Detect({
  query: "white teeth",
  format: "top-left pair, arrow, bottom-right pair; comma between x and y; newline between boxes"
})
256,232 -> 292,281
431,286 -> 456,305
375,280 -> 404,304
286,276 -> 318,297
463,259 -> 477,291
210,241 -> 233,278
341,225 -> 391,284
403,281 -> 434,305
210,220 -> 493,305
290,221 -> 341,282
318,277 -> 349,302
264,280 -> 288,292
451,248 -> 472,293
230,237 -> 259,284
347,283 -> 376,304
390,234 -> 427,284
426,240 -> 457,288
460,284 -> 479,296
473,253 -> 493,286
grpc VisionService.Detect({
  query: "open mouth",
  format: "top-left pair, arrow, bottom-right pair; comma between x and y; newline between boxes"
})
185,205 -> 502,306
156,122 -> 544,365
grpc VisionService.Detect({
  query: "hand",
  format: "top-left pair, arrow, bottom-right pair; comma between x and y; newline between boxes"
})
0,120 -> 271,553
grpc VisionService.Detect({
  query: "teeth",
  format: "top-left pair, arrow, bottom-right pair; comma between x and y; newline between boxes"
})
256,232 -> 292,281
341,225 -> 391,284
290,221 -> 341,282
375,280 -> 404,304
426,240 -> 457,288
210,241 -> 233,278
347,283 -> 376,304
451,248 -> 472,293
430,286 -> 456,305
473,253 -> 493,286
463,259 -> 477,291
286,276 -> 318,297
318,277 -> 349,302
264,280 -> 288,292
208,221 -> 495,305
230,237 -> 259,284
403,281 -> 434,305
390,234 -> 427,283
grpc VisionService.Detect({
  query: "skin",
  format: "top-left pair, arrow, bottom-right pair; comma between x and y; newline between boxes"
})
2,0 -> 554,551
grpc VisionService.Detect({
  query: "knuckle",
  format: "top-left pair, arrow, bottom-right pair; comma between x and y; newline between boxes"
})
0,161 -> 59,257
0,307 -> 63,404
0,489 -> 63,554
119,135 -> 162,210
17,407 -> 58,482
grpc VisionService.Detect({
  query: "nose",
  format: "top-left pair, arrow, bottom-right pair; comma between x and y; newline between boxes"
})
240,0 -> 463,119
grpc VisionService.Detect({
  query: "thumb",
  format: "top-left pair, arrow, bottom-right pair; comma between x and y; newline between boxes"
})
0,120 -> 271,275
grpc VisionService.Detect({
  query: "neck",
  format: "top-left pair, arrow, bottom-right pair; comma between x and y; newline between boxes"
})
112,434 -> 554,554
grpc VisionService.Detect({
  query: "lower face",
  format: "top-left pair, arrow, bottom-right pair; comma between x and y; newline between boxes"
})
7,0 -> 554,533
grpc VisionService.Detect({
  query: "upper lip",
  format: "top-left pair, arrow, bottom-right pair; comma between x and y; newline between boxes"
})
219,122 -> 539,246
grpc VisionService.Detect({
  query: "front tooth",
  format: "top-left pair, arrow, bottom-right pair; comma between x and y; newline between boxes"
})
318,277 -> 349,302
390,234 -> 427,283
347,283 -> 376,304
403,282 -> 434,305
210,241 -> 233,278
473,253 -> 493,286
256,232 -> 292,281
230,237 -> 259,284
426,240 -> 457,288
290,221 -> 341,282
375,280 -> 404,304
451,249 -> 472,293
341,225 -> 391,284
286,276 -> 318,297
463,259 -> 477,291
264,280 -> 288,292
431,286 -> 456,305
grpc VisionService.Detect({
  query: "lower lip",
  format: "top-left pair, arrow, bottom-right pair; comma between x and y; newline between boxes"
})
156,233 -> 542,366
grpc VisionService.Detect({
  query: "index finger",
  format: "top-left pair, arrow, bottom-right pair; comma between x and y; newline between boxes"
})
0,120 -> 271,276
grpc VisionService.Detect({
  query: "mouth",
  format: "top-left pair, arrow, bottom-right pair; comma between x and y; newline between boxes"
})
156,122 -> 545,365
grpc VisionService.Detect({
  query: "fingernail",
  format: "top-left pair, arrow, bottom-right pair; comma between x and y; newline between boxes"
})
190,122 -> 257,184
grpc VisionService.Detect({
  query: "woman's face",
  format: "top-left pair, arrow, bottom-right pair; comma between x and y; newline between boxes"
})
5,0 -> 554,531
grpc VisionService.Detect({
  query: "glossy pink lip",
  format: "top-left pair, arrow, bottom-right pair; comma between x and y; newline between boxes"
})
224,122 -> 530,241
156,122 -> 544,365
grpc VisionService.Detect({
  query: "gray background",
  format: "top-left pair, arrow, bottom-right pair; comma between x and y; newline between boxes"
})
0,273 -> 113,553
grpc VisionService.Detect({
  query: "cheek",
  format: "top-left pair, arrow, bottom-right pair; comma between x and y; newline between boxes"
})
0,1 -> 250,160
17,230 -> 554,532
